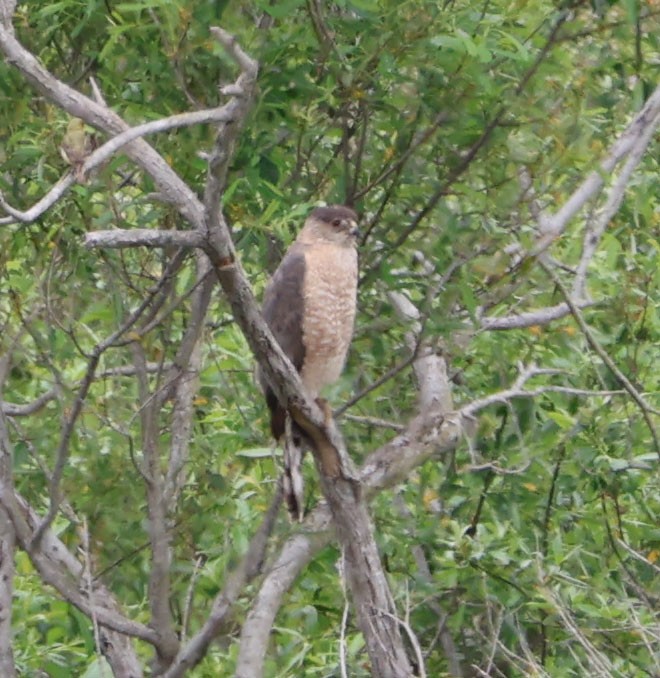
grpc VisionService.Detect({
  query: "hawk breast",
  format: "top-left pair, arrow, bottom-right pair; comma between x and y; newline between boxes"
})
300,242 -> 358,398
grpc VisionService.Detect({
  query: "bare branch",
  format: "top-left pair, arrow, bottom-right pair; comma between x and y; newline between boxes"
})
0,22 -> 206,229
0,361 -> 17,678
4,487 -> 160,644
0,174 -> 75,225
341,413 -> 405,431
0,100 -> 235,225
210,27 -> 259,78
164,254 -> 215,504
532,82 -> 660,254
461,363 -> 625,419
235,530 -> 332,678
573,98 -> 660,297
202,28 -> 258,227
181,555 -> 205,641
100,362 -> 171,378
31,259 -> 183,548
0,1 -> 17,29
389,290 -> 453,413
2,388 -> 57,416
479,300 -> 596,331
163,486 -> 283,677
85,229 -> 204,250
0,508 -> 16,678
81,518 -> 105,677
131,342 -> 179,668
1,385 -> 157,653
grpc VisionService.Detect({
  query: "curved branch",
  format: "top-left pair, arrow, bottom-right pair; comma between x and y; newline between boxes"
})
532,82 -> 660,254
235,530 -> 331,678
0,22 -> 206,229
2,388 -> 57,416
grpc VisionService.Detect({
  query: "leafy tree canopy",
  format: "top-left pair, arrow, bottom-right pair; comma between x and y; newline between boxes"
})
0,0 -> 658,676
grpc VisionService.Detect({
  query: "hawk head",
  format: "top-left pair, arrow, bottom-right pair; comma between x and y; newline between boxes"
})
299,205 -> 360,246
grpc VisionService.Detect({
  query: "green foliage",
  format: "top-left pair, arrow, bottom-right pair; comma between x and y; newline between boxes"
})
1,0 -> 659,675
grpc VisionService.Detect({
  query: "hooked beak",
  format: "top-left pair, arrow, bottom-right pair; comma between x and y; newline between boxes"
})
347,219 -> 361,239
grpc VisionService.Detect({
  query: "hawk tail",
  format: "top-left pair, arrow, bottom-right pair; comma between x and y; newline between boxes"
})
283,415 -> 304,522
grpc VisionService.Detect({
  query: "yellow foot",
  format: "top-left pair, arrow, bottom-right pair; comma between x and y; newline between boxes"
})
315,397 -> 333,428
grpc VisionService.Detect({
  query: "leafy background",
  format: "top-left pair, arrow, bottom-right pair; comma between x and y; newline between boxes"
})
1,0 -> 659,675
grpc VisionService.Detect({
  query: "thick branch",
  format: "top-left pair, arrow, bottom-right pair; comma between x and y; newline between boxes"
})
0,362 -> 17,678
235,530 -> 331,678
0,508 -> 16,678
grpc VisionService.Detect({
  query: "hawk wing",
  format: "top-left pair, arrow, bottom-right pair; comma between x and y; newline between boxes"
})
260,242 -> 307,440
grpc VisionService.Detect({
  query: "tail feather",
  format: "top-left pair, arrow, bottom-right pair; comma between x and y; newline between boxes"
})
283,414 -> 304,521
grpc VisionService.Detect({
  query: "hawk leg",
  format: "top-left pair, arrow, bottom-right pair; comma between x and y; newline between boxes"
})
315,397 -> 334,428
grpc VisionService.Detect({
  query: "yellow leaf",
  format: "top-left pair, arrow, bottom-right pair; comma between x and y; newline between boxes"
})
522,483 -> 538,492
528,325 -> 542,336
193,396 -> 208,406
648,549 -> 659,564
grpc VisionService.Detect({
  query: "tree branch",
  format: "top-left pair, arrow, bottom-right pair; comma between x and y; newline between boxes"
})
131,342 -> 179,668
1,388 -> 57,416
538,261 -> 660,456
85,229 -> 204,250
0,21 -> 206,229
162,485 -> 283,677
478,300 -> 596,331
532,82 -> 660,255
573,94 -> 660,297
0,357 -> 17,678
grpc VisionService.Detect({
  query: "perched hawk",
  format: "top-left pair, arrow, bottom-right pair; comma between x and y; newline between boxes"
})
260,205 -> 359,519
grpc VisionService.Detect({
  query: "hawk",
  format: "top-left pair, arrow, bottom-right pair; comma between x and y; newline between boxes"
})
260,205 -> 359,519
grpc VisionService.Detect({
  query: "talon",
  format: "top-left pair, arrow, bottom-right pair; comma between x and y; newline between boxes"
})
315,397 -> 333,428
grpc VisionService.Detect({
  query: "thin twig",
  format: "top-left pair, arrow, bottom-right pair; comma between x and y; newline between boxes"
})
539,259 -> 660,457
81,518 -> 106,678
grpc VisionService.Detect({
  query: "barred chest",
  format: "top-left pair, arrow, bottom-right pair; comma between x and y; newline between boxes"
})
300,243 -> 358,397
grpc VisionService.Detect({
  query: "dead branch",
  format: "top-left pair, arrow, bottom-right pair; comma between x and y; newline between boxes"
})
164,253 -> 215,504
85,229 -> 204,250
31,260 -> 185,548
162,486 -> 283,677
532,82 -> 660,255
131,342 -> 179,668
1,388 -> 57,416
235,530 -> 332,678
0,357 -> 17,678
478,300 -> 596,331
573,97 -> 660,297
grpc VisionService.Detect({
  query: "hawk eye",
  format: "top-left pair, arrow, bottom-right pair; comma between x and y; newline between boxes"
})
332,218 -> 342,227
